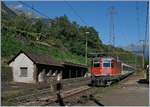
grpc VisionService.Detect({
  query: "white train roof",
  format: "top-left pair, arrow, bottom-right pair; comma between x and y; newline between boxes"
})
92,57 -> 121,62
122,63 -> 135,68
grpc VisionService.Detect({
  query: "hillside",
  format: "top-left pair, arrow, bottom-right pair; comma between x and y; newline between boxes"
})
122,44 -> 149,59
1,2 -> 142,67
0,3 -> 85,65
1,2 -> 16,19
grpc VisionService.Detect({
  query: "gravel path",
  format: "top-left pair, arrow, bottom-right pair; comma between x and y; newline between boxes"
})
86,73 -> 149,106
46,72 -> 149,106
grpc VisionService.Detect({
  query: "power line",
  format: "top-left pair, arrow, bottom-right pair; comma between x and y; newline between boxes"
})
19,0 -> 89,27
18,1 -> 50,19
64,0 -> 88,25
144,2 -> 149,54
64,0 -> 90,65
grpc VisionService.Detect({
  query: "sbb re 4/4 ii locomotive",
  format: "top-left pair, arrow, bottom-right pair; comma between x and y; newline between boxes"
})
90,57 -> 134,86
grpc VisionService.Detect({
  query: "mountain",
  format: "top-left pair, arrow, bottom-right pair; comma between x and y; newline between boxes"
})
122,44 -> 149,59
1,2 -> 16,20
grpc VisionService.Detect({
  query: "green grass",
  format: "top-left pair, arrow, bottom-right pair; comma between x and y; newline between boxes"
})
1,87 -> 41,106
1,33 -> 86,65
1,90 -> 24,106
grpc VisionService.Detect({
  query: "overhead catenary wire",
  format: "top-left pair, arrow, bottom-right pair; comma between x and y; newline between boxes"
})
18,1 -> 140,56
64,0 -> 88,25
18,1 -> 51,19
135,2 -> 146,68
19,0 -> 88,26
134,2 -> 143,54
63,0 -> 91,65
18,1 -> 52,39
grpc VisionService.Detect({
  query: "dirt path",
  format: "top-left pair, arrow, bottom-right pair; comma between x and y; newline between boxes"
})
25,72 -> 148,106
90,73 -> 149,106
5,73 -> 147,106
48,72 -> 149,106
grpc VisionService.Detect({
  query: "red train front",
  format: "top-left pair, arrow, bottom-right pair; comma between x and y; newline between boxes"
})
90,57 -> 122,86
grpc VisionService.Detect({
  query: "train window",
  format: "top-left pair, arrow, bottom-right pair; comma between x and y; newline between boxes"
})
103,63 -> 110,67
94,63 -> 100,67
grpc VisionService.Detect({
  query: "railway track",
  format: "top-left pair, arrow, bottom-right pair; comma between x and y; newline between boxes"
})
15,74 -> 133,106
14,77 -> 90,105
22,86 -> 91,106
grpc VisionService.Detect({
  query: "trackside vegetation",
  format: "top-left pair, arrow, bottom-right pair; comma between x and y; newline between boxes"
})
1,2 -> 142,67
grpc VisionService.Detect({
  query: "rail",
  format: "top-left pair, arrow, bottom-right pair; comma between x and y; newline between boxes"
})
14,77 -> 90,105
23,86 -> 91,106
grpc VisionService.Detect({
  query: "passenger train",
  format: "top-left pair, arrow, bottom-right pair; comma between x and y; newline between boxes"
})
90,57 -> 135,86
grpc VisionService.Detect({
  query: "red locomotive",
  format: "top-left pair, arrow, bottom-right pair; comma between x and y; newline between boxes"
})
90,56 -> 134,86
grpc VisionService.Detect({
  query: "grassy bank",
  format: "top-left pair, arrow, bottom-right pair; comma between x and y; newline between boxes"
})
1,33 -> 86,65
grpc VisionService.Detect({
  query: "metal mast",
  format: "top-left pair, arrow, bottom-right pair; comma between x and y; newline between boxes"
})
109,6 -> 117,54
144,2 -> 149,56
109,6 -> 116,56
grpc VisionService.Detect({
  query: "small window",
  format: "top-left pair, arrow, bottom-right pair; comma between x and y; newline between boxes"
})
92,59 -> 100,67
94,63 -> 100,67
20,67 -> 28,77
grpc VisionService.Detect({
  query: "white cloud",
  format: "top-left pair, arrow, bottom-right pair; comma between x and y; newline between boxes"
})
14,4 -> 23,9
7,4 -> 23,10
35,16 -> 40,19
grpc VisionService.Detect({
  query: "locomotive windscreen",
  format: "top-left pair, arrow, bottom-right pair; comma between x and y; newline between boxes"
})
103,59 -> 111,68
92,58 -> 100,67
103,63 -> 110,67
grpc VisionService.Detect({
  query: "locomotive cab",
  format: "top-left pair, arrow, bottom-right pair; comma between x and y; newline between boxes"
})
90,57 -> 121,86
91,57 -> 117,76
101,58 -> 113,76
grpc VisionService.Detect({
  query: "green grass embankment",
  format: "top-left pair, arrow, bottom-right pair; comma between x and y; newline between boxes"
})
2,34 -> 86,65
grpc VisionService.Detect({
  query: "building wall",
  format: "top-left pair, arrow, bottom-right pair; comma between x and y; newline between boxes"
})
9,53 -> 35,83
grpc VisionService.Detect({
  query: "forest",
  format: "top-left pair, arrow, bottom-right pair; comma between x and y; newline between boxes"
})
1,2 -> 142,67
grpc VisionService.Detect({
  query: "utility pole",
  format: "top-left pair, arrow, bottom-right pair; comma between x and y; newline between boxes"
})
134,55 -> 137,74
144,2 -> 149,46
139,40 -> 145,69
136,2 -> 145,69
85,31 -> 89,65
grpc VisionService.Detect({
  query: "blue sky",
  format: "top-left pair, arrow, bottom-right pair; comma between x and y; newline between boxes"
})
4,1 -> 148,47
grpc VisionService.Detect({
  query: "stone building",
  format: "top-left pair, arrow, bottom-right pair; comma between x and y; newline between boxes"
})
8,51 -> 87,83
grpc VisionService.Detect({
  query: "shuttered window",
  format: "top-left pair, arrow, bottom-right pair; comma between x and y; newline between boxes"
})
20,67 -> 28,77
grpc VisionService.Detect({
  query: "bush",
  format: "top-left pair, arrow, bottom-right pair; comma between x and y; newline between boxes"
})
1,66 -> 13,82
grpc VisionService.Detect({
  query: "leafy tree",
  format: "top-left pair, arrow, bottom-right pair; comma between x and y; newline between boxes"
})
2,4 -> 142,66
